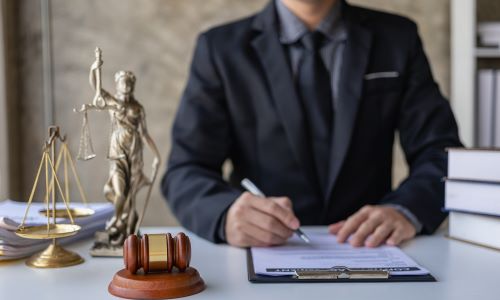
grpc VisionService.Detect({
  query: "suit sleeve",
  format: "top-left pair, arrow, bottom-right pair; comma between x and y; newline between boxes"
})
379,23 -> 462,233
161,33 -> 240,243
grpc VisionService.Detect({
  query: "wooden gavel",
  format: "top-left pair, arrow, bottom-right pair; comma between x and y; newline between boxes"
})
123,233 -> 191,274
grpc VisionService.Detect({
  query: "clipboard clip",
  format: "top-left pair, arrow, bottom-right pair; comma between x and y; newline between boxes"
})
294,266 -> 389,280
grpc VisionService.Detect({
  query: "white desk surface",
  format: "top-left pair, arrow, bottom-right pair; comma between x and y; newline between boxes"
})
1,226 -> 499,300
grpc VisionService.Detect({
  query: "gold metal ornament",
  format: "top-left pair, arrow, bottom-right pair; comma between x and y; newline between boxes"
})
38,132 -> 95,218
74,48 -> 161,256
148,234 -> 169,270
15,126 -> 84,268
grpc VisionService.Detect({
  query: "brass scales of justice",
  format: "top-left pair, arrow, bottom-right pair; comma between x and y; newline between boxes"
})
14,125 -> 94,268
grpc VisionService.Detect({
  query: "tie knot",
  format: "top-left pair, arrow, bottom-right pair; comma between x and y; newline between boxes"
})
301,31 -> 325,51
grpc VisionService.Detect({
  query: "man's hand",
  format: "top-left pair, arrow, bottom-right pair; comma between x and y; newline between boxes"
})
225,192 -> 300,247
328,205 -> 416,247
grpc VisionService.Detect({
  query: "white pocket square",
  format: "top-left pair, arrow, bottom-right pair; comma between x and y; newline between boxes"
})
364,71 -> 399,80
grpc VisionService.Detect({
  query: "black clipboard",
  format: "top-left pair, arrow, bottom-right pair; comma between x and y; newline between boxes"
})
246,249 -> 436,283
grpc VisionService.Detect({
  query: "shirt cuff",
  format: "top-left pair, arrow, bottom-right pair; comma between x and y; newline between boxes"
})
384,204 -> 423,234
216,211 -> 229,243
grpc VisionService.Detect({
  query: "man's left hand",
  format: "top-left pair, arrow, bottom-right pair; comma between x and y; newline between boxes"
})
328,205 -> 416,247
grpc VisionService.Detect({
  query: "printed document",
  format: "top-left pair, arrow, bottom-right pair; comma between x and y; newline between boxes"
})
251,231 -> 429,276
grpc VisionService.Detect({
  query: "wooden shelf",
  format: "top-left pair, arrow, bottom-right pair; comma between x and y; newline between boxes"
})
476,47 -> 500,58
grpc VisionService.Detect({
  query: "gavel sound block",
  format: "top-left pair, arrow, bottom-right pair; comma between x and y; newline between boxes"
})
108,233 -> 205,299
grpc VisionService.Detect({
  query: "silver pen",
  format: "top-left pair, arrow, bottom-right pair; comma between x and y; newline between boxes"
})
241,178 -> 311,244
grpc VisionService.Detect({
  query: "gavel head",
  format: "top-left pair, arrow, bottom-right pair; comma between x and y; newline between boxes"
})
123,233 -> 191,274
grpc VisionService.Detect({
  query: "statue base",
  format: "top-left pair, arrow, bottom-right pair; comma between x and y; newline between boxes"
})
89,231 -> 123,257
108,268 -> 205,299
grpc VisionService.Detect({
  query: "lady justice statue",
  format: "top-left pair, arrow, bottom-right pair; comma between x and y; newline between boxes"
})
75,48 -> 161,256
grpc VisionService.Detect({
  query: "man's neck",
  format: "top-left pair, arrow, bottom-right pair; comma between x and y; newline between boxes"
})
280,0 -> 338,30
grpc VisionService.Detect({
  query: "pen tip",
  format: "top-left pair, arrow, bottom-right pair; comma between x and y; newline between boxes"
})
301,235 -> 311,243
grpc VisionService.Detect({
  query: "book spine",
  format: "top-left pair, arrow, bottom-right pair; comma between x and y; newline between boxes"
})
477,69 -> 495,147
496,70 -> 500,147
448,212 -> 500,251
445,180 -> 500,216
446,149 -> 500,182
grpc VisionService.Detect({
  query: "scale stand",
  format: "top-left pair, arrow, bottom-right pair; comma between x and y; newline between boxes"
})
16,223 -> 83,268
15,126 -> 84,268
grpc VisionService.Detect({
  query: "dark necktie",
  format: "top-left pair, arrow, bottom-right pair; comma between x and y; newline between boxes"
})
297,31 -> 333,192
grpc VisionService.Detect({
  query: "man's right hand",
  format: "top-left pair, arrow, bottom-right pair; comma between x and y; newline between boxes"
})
225,192 -> 300,247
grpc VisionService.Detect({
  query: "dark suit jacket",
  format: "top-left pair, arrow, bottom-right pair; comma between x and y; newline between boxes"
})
162,1 -> 462,243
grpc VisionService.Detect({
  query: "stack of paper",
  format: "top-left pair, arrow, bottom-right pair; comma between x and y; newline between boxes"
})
0,199 -> 114,260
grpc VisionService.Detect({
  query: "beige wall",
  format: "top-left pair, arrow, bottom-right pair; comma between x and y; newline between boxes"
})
12,0 -> 451,226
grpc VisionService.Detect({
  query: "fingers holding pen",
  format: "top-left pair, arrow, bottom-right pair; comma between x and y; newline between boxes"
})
250,196 -> 300,230
246,207 -> 294,241
270,196 -> 293,210
225,192 -> 300,247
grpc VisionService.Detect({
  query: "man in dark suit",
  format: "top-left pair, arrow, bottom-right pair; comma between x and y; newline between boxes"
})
162,0 -> 462,247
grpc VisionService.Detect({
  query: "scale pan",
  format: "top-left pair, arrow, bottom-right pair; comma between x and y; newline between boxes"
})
39,207 -> 95,218
15,224 -> 81,240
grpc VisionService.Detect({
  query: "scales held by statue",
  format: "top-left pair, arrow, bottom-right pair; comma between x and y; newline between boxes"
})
74,47 -> 162,257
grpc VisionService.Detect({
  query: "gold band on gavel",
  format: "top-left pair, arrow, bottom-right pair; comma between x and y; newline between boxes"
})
147,234 -> 168,271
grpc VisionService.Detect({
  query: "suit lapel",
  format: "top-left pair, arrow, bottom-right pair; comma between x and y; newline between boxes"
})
251,3 -> 319,192
325,7 -> 373,202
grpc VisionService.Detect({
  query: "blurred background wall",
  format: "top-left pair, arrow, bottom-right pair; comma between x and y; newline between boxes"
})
3,0 -> 452,226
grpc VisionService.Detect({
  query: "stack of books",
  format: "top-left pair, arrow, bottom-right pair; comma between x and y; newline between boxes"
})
0,199 -> 113,261
445,148 -> 500,250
